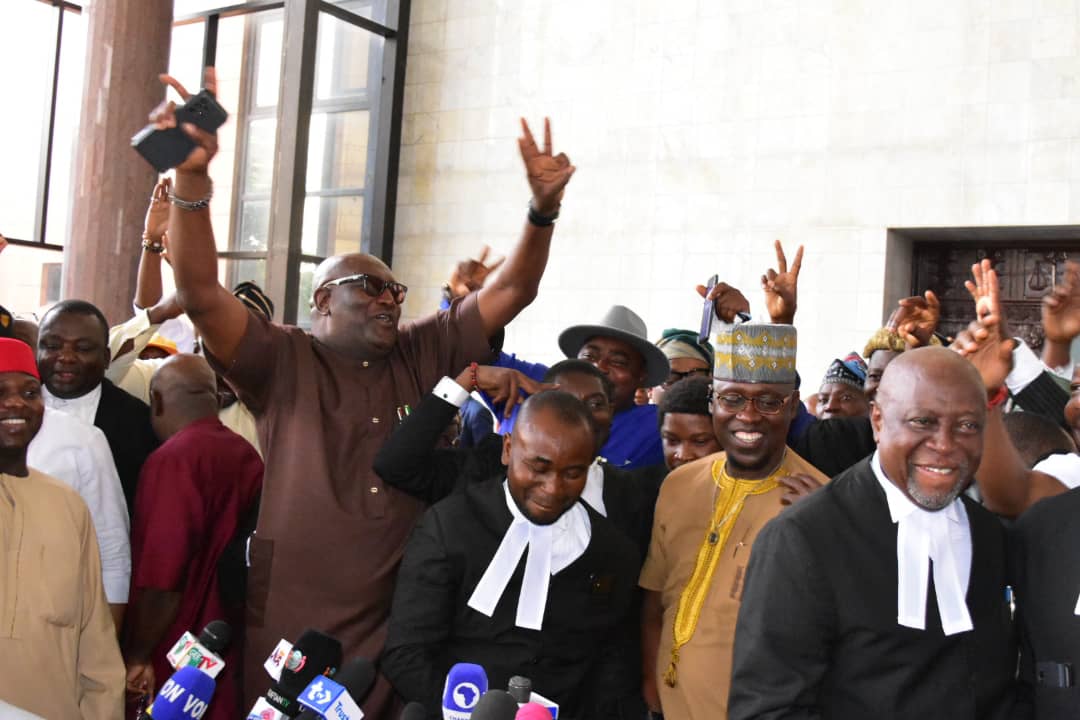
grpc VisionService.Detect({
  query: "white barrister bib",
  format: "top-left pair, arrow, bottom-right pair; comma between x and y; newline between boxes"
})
872,453 -> 974,636
467,482 -> 590,630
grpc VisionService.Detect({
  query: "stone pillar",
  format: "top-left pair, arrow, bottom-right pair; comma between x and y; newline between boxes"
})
64,0 -> 173,325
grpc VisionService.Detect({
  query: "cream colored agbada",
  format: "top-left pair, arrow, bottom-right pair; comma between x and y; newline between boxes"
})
639,450 -> 828,720
0,469 -> 125,719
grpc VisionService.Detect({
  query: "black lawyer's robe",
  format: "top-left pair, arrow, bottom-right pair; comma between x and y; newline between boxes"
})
381,478 -> 640,720
94,378 -> 159,515
728,458 -> 1018,720
1012,486 -> 1080,719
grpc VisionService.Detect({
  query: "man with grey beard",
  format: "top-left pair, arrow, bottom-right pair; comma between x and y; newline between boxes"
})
728,347 -> 1018,719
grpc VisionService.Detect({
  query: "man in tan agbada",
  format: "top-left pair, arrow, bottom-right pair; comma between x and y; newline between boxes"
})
0,337 -> 125,719
639,323 -> 829,720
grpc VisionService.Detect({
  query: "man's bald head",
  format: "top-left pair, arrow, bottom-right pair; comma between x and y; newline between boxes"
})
149,354 -> 219,441
309,253 -> 402,360
871,346 -> 987,511
311,253 -> 393,293
876,346 -> 986,411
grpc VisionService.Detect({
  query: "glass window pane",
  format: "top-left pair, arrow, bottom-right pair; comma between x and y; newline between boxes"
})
220,258 -> 267,294
167,21 -> 205,100
296,260 -> 319,328
238,200 -> 271,252
243,118 -> 278,195
315,5 -> 379,100
307,111 -> 370,191
0,2 -> 58,240
208,14 -> 246,252
45,8 -> 87,247
0,244 -> 64,315
255,16 -> 284,108
169,15 -> 250,253
301,195 -> 364,256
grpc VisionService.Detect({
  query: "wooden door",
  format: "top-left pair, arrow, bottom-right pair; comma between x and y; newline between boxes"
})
911,244 -> 1079,352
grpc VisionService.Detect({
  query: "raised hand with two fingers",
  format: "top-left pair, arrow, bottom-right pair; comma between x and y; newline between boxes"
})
762,240 -> 804,325
519,118 -> 576,217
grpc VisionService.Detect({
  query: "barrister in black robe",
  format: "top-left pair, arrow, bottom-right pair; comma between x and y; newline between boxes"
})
728,347 -> 1019,720
372,359 -> 664,558
382,392 -> 640,720
36,301 -> 159,515
1012,486 -> 1080,718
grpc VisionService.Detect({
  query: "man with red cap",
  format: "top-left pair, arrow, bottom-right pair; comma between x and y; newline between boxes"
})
0,337 -> 125,718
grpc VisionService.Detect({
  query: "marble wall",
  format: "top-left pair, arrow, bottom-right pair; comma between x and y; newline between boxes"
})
392,0 -> 1080,383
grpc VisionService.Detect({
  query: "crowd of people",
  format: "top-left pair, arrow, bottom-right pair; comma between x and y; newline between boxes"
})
1,65 -> 1079,720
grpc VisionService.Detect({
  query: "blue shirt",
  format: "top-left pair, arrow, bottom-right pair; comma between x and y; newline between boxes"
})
486,351 -> 665,469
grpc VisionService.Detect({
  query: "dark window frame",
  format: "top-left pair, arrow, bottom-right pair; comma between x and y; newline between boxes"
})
5,0 -> 84,253
175,0 -> 410,325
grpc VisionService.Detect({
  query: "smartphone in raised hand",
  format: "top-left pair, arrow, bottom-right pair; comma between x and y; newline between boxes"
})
131,89 -> 229,173
699,274 -> 719,344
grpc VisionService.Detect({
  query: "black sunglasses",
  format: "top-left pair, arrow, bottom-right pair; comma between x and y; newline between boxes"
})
320,273 -> 408,304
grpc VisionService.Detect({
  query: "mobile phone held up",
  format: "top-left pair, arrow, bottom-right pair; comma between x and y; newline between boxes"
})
699,274 -> 719,344
131,90 -> 229,173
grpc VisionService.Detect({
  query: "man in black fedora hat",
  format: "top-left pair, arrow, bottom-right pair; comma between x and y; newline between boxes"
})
486,304 -> 671,469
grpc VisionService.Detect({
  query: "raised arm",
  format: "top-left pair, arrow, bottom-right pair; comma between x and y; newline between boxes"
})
136,178 -> 184,326
1040,260 -> 1080,370
475,118 -> 575,337
148,68 -> 250,365
374,367 -> 553,503
953,260 -> 1067,516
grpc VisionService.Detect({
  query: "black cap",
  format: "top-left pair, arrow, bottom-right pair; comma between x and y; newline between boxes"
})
470,690 -> 519,720
232,281 -> 275,322
266,629 -> 343,713
197,620 -> 231,654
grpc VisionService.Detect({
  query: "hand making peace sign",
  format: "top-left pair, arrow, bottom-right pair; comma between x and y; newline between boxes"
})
518,118 -> 575,217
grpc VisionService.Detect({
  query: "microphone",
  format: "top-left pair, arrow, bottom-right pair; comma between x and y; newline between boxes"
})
165,620 -> 232,679
470,691 -> 518,720
400,702 -> 426,720
247,629 -> 343,719
504,676 -> 558,718
142,665 -> 216,720
514,703 -> 551,720
441,662 -> 488,719
294,657 -> 376,720
506,676 -> 531,704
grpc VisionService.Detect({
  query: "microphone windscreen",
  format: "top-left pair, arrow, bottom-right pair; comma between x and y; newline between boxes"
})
150,666 -> 216,720
198,620 -> 231,654
470,690 -> 519,720
400,702 -> 426,720
514,702 -> 551,720
333,657 -> 377,704
441,662 -> 488,715
267,629 -> 343,712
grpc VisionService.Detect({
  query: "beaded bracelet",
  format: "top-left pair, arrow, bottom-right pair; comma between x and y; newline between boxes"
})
168,178 -> 214,211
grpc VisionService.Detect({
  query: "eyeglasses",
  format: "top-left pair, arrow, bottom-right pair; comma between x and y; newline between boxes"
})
662,368 -> 711,387
710,391 -> 790,416
320,273 -> 408,304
